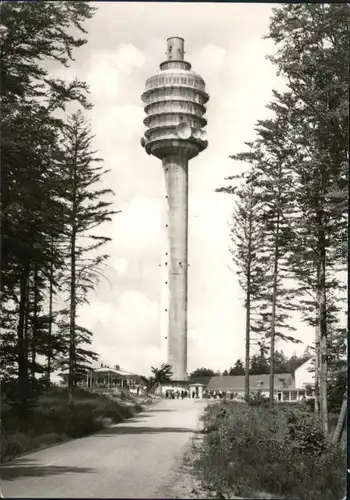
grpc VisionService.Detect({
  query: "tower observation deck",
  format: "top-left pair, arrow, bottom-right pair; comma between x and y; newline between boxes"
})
141,37 -> 209,380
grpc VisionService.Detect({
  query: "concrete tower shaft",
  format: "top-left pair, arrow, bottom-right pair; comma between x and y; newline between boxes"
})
163,155 -> 188,379
141,38 -> 209,381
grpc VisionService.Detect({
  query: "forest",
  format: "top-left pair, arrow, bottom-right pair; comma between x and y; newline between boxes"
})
215,2 -> 348,436
1,2 -> 119,413
193,6 -> 348,500
190,349 -> 311,377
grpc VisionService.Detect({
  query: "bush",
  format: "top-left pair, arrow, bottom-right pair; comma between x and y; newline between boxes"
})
247,391 -> 269,406
1,387 -> 145,462
285,403 -> 327,456
0,432 -> 32,462
195,401 -> 346,500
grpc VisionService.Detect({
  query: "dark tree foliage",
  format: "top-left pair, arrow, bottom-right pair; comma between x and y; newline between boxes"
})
0,2 -> 118,413
189,368 -> 216,379
218,3 -> 348,434
266,3 -> 348,434
228,359 -> 245,376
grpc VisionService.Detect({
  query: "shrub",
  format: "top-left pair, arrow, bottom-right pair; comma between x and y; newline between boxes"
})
1,387 -> 145,462
247,391 -> 269,406
0,432 -> 32,462
195,401 -> 346,500
285,404 -> 327,456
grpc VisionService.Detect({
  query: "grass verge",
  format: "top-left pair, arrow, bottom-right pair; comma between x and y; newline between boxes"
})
1,386 -> 149,463
193,401 -> 346,500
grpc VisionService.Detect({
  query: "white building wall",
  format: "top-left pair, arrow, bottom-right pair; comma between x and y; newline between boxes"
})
294,359 -> 315,388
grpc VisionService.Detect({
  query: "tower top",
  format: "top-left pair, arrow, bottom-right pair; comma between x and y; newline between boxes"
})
166,36 -> 184,61
141,37 -> 209,160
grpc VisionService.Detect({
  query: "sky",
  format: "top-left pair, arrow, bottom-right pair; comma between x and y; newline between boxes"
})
49,2 -> 337,378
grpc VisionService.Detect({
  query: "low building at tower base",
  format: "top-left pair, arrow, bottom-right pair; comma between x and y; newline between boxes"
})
155,360 -> 315,403
155,380 -> 206,399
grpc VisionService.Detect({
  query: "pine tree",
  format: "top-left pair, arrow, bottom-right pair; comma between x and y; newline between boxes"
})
0,1 -> 97,413
249,353 -> 270,376
238,108 -> 303,408
228,359 -> 245,376
57,112 -> 119,407
266,3 -> 349,434
216,168 -> 268,400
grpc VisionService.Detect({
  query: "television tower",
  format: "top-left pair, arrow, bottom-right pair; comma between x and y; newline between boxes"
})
141,37 -> 209,380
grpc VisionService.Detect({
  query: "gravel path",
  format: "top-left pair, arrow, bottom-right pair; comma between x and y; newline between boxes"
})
1,399 -> 206,498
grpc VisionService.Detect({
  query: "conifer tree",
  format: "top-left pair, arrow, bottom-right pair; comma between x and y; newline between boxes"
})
266,3 -> 349,433
217,168 -> 268,400
0,1 -> 97,412
57,111 -> 120,407
239,109 -> 302,408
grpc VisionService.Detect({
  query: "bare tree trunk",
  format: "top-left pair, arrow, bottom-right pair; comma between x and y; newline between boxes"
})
31,266 -> 39,379
68,226 -> 77,408
68,128 -> 79,409
24,270 -> 31,379
244,217 -> 252,402
314,319 -> 320,416
47,239 -> 54,384
17,262 -> 30,415
318,230 -> 328,435
332,390 -> 347,445
269,213 -> 280,409
244,290 -> 250,402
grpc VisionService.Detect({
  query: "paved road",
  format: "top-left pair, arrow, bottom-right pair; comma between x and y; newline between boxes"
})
1,399 -> 205,498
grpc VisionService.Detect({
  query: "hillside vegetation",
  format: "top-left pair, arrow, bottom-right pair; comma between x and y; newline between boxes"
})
195,401 -> 346,500
1,387 -> 149,463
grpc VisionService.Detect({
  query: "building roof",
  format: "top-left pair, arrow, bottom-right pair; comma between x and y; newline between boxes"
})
206,373 -> 294,391
59,365 -> 140,379
93,367 -> 137,377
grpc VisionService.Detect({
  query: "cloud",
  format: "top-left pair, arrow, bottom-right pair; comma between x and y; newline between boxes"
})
112,196 -> 163,254
112,43 -> 146,75
86,43 -> 145,100
112,257 -> 129,276
93,104 -> 144,143
78,291 -> 161,375
192,44 -> 227,75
